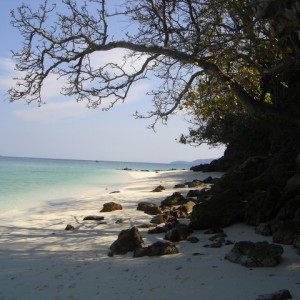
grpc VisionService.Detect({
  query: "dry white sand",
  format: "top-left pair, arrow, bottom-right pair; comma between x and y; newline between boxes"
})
0,170 -> 299,300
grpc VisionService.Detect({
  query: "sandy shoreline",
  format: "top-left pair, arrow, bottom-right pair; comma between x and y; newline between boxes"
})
0,170 -> 299,300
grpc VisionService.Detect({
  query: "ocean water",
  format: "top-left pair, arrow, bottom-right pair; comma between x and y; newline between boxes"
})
0,156 -> 190,214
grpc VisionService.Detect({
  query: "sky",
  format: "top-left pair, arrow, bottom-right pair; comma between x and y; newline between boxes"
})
0,0 -> 225,163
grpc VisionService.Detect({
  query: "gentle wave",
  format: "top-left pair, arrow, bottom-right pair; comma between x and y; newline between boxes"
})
0,156 -> 191,213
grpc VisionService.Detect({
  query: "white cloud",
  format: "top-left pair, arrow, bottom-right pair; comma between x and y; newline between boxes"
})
1,53 -> 151,123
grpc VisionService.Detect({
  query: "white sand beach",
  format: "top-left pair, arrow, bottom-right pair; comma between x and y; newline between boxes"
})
0,170 -> 299,300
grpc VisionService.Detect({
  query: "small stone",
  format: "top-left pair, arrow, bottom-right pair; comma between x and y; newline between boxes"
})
187,236 -> 199,243
255,289 -> 292,300
65,224 -> 75,231
101,202 -> 123,212
83,215 -> 105,221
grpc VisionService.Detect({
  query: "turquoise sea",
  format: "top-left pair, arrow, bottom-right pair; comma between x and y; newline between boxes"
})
0,156 -> 191,214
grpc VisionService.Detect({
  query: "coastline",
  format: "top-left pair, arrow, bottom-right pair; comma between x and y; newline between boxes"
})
0,169 -> 299,300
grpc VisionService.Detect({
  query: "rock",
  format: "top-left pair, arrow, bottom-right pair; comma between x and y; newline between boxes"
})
137,202 -> 154,211
161,192 -> 187,208
293,236 -> 300,254
190,189 -> 245,229
170,208 -> 188,219
208,232 -> 227,242
185,180 -> 205,188
164,223 -> 192,242
203,241 -> 223,248
83,215 -> 105,221
187,236 -> 199,243
256,289 -> 292,300
284,174 -> 300,197
150,213 -> 173,225
225,241 -> 284,267
108,227 -> 144,256
204,227 -> 224,234
196,189 -> 209,202
152,185 -> 165,192
297,153 -> 300,175
133,241 -> 179,257
136,223 -> 156,229
144,204 -> 162,215
65,224 -> 75,231
187,190 -> 201,197
276,195 -> 300,220
203,176 -> 214,183
179,201 -> 196,213
255,223 -> 273,236
244,186 -> 284,226
174,183 -> 186,188
148,226 -> 166,234
101,202 -> 123,212
272,221 -> 300,245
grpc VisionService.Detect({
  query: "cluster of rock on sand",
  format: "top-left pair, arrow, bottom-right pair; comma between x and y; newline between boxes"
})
65,174 -> 296,300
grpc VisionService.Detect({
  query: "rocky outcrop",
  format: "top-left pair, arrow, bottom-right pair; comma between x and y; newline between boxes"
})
164,223 -> 192,242
108,227 -> 144,256
101,202 -> 123,212
189,138 -> 300,230
244,186 -> 284,226
272,221 -> 300,245
133,241 -> 179,257
190,189 -> 245,229
225,241 -> 284,267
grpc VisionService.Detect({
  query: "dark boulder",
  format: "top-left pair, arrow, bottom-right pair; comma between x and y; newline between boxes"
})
133,241 -> 179,257
101,202 -> 123,212
161,192 -> 187,208
137,202 -> 153,211
144,204 -> 162,215
190,189 -> 245,229
148,226 -> 166,234
150,213 -> 173,225
225,241 -> 284,267
108,227 -> 144,256
164,223 -> 192,242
